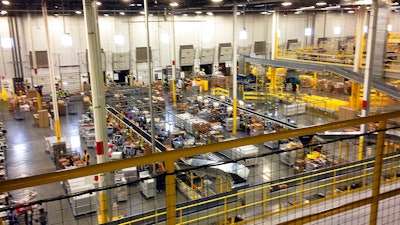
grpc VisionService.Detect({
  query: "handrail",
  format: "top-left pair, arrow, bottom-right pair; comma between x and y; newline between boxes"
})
1,111 -> 400,193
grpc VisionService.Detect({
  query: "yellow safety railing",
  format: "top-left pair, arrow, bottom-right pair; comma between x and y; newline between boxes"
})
242,91 -> 268,100
211,87 -> 230,97
1,111 -> 400,225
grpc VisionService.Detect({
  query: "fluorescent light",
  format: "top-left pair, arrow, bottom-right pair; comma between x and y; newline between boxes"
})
61,34 -> 73,46
388,24 -> 393,32
325,5 -> 340,10
305,28 -> 312,36
75,10 -> 82,14
0,10 -> 7,15
294,11 -> 302,14
316,2 -> 327,6
1,37 -> 13,48
139,11 -> 145,14
103,13 -> 109,16
239,28 -> 248,40
2,1 -> 10,5
348,10 -> 355,13
96,1 -> 102,6
195,11 -> 202,14
282,2 -> 292,6
169,2 -> 179,7
334,26 -> 341,35
182,13 -> 188,16
299,6 -> 315,10
206,12 -> 213,16
114,35 -> 124,45
212,0 -> 223,2
119,12 -> 125,15
260,11 -> 271,15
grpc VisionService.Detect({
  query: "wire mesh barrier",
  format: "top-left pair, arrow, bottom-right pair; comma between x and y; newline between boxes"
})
1,112 -> 400,225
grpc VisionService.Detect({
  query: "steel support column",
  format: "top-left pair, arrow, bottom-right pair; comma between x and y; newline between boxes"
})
42,1 -> 61,141
232,4 -> 238,135
82,0 -> 112,223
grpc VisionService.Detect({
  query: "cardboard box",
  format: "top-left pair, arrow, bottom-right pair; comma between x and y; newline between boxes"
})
338,106 -> 358,121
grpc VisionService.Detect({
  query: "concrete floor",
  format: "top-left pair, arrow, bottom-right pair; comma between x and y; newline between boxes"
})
1,86 -> 382,225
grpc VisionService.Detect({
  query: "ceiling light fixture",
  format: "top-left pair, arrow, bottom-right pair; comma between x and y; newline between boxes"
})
347,10 -> 355,13
325,5 -> 340,10
2,0 -> 10,5
104,13 -> 109,16
169,2 -> 179,7
139,11 -> 145,14
195,11 -> 202,14
260,11 -> 271,15
75,10 -> 82,14
281,2 -> 292,7
0,10 -> 7,15
96,1 -> 102,6
182,13 -> 188,16
294,11 -> 302,14
119,12 -> 125,15
212,0 -> 223,2
316,2 -> 327,6
298,6 -> 315,10
206,12 -> 214,16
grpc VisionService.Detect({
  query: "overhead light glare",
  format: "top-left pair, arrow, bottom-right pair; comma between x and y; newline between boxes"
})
169,2 -> 179,7
2,0 -> 10,5
75,10 -> 82,14
294,11 -> 302,14
0,10 -> 7,15
195,11 -> 202,14
298,6 -> 315,10
139,11 -> 145,14
182,13 -> 188,16
206,12 -> 213,16
348,10 -> 355,13
96,1 -> 102,6
316,2 -> 327,6
260,11 -> 271,15
392,2 -> 399,6
281,2 -> 292,6
104,13 -> 109,16
119,12 -> 125,15
325,5 -> 340,10
212,0 -> 223,2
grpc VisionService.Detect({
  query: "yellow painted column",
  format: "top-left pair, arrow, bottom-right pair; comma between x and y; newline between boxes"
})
36,91 -> 42,110
127,74 -> 133,86
233,98 -> 237,135
369,120 -> 386,225
98,192 -> 109,223
350,83 -> 361,109
313,72 -> 317,89
165,159 -> 176,225
270,67 -> 277,90
358,136 -> 364,160
172,80 -> 177,107
359,33 -> 365,68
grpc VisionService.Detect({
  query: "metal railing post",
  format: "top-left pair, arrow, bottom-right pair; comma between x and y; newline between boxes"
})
165,159 -> 177,225
369,119 -> 386,225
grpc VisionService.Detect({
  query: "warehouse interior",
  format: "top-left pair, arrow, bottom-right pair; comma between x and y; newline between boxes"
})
1,0 -> 400,225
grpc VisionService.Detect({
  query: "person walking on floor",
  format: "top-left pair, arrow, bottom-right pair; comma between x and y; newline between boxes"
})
35,208 -> 47,225
83,150 -> 90,166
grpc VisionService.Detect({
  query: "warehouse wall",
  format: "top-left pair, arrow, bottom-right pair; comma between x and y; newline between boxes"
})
0,10 -> 399,94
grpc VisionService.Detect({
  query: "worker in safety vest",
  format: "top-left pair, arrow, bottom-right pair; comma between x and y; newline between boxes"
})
83,150 -> 90,166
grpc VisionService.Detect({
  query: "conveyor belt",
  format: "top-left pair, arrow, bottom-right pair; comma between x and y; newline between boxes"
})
106,106 -> 166,152
206,95 -> 298,129
244,57 -> 400,101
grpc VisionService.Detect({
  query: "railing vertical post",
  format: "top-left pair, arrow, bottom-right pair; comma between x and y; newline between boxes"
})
165,159 -> 177,225
369,119 -> 386,225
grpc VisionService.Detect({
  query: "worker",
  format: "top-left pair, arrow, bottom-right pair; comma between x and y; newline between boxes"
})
83,150 -> 90,166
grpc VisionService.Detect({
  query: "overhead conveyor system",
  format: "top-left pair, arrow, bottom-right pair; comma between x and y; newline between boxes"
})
243,56 -> 400,101
206,96 -> 297,129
